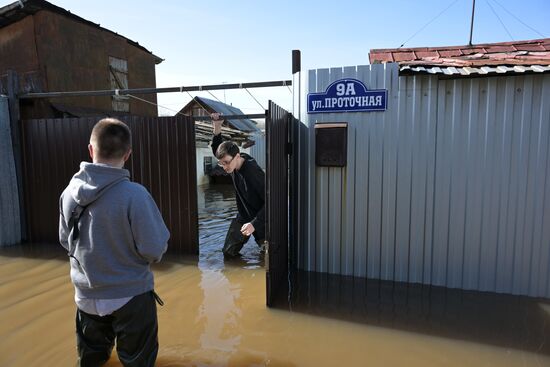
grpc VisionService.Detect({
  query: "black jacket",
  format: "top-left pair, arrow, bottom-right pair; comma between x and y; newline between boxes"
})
211,134 -> 265,229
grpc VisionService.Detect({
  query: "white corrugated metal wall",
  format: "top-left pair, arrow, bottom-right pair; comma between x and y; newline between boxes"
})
300,63 -> 550,298
0,95 -> 21,247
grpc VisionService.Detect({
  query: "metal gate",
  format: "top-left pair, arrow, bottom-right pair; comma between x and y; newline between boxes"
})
266,101 -> 291,306
21,115 -> 199,254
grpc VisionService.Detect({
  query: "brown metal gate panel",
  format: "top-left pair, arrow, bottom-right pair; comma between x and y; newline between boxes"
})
21,115 -> 198,254
266,101 -> 290,306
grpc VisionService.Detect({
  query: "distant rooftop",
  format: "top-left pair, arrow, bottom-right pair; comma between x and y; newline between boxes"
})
181,96 -> 260,133
0,0 -> 163,64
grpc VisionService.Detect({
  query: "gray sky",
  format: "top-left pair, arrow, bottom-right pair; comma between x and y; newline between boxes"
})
1,0 -> 549,115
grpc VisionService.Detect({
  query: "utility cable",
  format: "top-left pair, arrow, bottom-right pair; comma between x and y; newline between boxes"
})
128,93 -> 207,119
398,0 -> 460,48
127,94 -> 183,116
206,90 -> 224,103
485,0 -> 515,41
244,88 -> 266,110
177,85 -> 225,119
489,0 -> 546,38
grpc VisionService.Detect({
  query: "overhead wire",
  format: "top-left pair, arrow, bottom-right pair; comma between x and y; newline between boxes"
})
206,90 -> 224,103
127,94 -> 186,117
485,0 -> 515,41
177,85 -> 225,118
128,93 -> 209,121
244,88 -> 266,110
398,0 -> 460,48
489,0 -> 546,38
181,82 -> 270,113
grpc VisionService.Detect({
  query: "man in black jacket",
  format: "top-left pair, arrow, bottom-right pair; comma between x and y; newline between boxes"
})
210,113 -> 266,257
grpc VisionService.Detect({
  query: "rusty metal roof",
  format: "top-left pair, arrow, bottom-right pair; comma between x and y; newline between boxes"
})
369,38 -> 550,74
0,0 -> 163,64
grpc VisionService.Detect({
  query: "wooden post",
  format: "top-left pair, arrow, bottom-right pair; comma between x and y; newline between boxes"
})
7,70 -> 26,241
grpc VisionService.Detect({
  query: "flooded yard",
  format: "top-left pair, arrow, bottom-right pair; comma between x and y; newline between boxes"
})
0,184 -> 549,366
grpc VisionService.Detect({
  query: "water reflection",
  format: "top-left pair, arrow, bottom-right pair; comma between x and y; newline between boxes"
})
274,269 -> 550,356
195,184 -> 261,365
197,269 -> 242,364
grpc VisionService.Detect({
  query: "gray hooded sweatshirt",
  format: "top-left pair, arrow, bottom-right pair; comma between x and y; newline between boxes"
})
59,162 -> 169,299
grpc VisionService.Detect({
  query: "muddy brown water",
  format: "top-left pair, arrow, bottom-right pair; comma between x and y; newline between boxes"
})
1,184 -> 549,366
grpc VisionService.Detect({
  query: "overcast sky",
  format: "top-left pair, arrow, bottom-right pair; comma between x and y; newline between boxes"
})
1,0 -> 548,115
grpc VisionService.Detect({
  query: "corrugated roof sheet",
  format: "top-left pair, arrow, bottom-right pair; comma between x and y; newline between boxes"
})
190,97 -> 260,133
400,64 -> 550,76
369,38 -> 550,73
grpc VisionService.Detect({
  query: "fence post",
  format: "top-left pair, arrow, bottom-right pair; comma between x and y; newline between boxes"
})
7,70 -> 26,241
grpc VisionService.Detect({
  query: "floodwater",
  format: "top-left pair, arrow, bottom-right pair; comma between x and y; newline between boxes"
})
1,184 -> 549,366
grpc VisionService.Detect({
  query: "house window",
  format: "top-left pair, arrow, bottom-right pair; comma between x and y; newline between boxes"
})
109,56 -> 129,112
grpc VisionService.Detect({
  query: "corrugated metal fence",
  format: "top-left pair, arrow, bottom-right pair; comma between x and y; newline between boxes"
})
21,115 -> 198,254
0,96 -> 21,247
266,101 -> 290,306
303,63 -> 550,298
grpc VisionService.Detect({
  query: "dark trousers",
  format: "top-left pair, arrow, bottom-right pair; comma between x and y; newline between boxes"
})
223,217 -> 266,257
75,291 -> 158,367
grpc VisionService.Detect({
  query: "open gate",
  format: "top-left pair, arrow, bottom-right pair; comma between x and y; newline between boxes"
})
266,101 -> 292,306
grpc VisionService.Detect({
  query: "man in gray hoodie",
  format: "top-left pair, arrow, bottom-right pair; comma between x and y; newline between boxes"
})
59,118 -> 169,367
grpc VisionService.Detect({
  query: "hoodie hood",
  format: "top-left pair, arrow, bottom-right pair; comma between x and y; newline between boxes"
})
68,162 -> 130,206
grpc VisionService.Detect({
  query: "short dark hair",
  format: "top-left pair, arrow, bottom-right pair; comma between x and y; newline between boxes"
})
90,118 -> 132,159
215,141 -> 240,160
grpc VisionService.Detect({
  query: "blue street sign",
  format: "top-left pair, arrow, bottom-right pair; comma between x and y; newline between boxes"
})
307,78 -> 387,113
